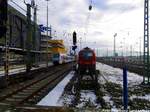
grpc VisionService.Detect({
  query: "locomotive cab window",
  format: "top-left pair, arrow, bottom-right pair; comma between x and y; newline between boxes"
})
53,54 -> 59,58
82,51 -> 93,60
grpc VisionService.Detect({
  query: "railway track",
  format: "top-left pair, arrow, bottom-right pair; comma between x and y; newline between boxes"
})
0,62 -> 73,87
0,63 -> 72,106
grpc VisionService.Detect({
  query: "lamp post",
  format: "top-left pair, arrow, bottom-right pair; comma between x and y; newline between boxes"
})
114,33 -> 117,57
45,0 -> 50,67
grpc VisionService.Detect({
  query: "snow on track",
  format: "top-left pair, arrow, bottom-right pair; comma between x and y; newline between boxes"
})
76,90 -> 99,108
37,71 -> 74,106
130,95 -> 150,101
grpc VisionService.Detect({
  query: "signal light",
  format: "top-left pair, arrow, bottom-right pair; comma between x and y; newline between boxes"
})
89,5 -> 92,11
73,31 -> 77,45
72,45 -> 77,51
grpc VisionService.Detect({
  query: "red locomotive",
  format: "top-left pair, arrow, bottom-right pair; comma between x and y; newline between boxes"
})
77,47 -> 97,84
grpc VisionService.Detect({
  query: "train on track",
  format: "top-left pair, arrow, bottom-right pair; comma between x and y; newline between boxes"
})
52,53 -> 74,65
77,47 -> 98,85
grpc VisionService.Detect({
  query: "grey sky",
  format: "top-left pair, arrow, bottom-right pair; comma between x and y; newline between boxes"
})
8,0 -> 144,56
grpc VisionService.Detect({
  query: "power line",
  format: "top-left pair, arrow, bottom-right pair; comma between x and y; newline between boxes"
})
9,0 -> 43,25
9,0 -> 27,13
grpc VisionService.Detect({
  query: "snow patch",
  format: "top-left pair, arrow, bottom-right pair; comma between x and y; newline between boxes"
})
130,94 -> 150,101
37,71 -> 74,106
58,94 -> 75,106
103,95 -> 115,107
76,90 -> 99,108
96,62 -> 143,87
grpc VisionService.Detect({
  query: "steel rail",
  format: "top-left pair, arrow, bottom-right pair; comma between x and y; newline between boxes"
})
16,67 -> 71,105
0,64 -> 70,103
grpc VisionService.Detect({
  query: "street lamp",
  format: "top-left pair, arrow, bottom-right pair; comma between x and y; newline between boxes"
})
114,33 -> 117,57
45,0 -> 50,67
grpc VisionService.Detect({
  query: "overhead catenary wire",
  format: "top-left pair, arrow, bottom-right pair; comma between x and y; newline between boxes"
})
9,0 -> 42,25
84,0 -> 93,47
9,0 -> 27,13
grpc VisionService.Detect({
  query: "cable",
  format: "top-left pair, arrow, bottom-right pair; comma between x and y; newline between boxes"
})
84,0 -> 93,46
9,0 -> 27,13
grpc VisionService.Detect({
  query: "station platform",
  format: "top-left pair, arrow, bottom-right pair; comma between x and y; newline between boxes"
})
0,62 -> 53,77
0,62 -> 53,88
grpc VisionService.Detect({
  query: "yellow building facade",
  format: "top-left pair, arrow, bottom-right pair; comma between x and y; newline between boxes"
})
48,40 -> 67,54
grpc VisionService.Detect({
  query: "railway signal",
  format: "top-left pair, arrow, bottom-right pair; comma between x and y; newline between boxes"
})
73,31 -> 77,45
89,0 -> 92,11
89,5 -> 92,11
72,45 -> 77,51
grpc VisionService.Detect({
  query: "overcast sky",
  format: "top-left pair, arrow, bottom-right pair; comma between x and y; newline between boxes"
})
8,0 -> 144,56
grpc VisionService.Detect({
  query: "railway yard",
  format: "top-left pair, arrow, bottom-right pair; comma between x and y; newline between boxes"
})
0,62 -> 149,111
1,0 -> 150,111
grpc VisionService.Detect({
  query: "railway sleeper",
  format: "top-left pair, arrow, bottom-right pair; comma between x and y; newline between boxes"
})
5,98 -> 23,103
11,95 -> 27,99
0,102 -> 10,106
0,67 -> 71,106
16,92 -> 32,96
27,97 -> 40,104
24,87 -> 40,91
22,89 -> 36,93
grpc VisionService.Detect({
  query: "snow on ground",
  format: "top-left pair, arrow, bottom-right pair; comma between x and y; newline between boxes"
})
130,95 -> 150,101
58,94 -> 75,106
76,90 -> 99,108
96,62 -> 143,87
37,71 -> 74,106
97,62 -> 150,107
103,95 -> 115,108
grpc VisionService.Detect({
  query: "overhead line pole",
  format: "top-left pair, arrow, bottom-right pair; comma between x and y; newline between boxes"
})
33,3 -> 37,66
143,0 -> 150,84
114,33 -> 117,57
0,0 -> 9,82
46,0 -> 50,67
25,1 -> 32,72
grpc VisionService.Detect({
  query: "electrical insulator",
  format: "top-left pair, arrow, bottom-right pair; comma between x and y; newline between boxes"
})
73,31 -> 77,45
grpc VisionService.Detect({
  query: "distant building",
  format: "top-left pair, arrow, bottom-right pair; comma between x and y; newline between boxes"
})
40,35 -> 67,60
48,40 -> 67,54
40,34 -> 52,52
